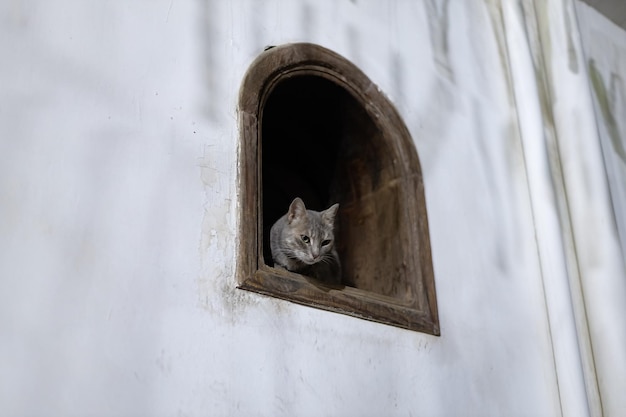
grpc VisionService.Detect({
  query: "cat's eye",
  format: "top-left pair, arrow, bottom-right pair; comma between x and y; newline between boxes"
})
321,239 -> 331,246
301,235 -> 310,244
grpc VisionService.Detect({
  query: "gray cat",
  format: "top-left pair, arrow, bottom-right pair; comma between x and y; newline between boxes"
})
270,197 -> 341,285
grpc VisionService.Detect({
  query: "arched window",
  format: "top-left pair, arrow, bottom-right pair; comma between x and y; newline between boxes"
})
237,43 -> 439,334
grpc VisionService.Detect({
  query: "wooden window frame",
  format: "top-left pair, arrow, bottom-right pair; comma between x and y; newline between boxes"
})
237,43 -> 439,335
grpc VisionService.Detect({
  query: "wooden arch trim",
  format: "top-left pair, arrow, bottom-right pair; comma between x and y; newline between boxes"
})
237,43 -> 439,335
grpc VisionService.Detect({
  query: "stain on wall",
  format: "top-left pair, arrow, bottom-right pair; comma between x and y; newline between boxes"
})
426,0 -> 453,80
589,60 -> 626,163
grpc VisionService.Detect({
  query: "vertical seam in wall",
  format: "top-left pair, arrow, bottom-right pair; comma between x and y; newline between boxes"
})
528,0 -> 604,415
497,2 -> 564,416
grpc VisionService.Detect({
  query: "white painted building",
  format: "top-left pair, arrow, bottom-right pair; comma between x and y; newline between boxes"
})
1,1 -> 624,416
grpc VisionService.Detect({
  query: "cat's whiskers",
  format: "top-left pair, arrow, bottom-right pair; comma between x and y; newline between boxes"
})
318,253 -> 335,265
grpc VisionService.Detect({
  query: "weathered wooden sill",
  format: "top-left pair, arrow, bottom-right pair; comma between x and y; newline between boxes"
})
239,267 -> 440,335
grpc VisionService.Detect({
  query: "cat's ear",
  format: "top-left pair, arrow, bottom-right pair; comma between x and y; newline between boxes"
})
287,197 -> 307,224
321,203 -> 339,225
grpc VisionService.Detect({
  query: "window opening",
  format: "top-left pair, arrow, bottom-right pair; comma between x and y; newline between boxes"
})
237,43 -> 439,334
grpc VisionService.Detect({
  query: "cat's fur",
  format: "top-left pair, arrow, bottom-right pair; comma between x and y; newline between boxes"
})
270,197 -> 341,284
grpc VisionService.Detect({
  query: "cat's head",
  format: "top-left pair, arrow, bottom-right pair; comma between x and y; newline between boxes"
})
284,197 -> 339,265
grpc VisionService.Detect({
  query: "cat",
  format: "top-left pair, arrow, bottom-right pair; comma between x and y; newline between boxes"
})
270,197 -> 341,285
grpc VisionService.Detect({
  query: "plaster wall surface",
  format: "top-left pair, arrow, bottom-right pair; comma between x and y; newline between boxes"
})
0,1 -> 622,416
574,3 -> 626,415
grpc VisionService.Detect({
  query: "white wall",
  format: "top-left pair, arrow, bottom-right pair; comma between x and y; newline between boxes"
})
573,3 -> 626,415
0,0 -> 622,416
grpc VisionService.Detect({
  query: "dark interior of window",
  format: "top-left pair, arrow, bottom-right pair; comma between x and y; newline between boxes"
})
261,74 -> 421,305
262,75 -> 345,266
